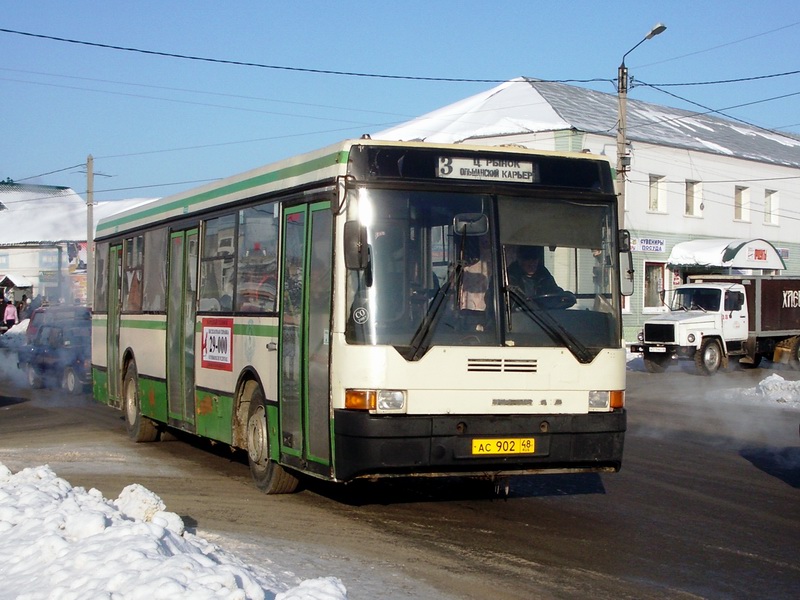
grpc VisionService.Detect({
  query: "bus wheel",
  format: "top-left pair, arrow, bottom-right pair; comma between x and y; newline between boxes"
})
695,339 -> 722,376
123,362 -> 159,442
788,337 -> 800,371
246,387 -> 299,494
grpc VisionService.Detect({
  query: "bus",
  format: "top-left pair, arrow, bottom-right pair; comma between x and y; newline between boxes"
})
92,139 -> 633,494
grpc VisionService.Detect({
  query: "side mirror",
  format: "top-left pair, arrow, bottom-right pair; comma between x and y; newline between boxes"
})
619,230 -> 634,297
344,221 -> 368,270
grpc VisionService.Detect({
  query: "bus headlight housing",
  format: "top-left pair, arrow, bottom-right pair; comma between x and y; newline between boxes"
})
588,390 -> 624,411
345,389 -> 407,413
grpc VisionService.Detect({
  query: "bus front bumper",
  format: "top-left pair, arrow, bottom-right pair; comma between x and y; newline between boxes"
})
332,409 -> 626,482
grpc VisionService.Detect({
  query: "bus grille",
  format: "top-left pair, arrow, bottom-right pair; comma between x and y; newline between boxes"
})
467,358 -> 538,373
644,323 -> 675,343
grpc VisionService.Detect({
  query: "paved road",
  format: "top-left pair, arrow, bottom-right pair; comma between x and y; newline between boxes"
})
0,357 -> 798,599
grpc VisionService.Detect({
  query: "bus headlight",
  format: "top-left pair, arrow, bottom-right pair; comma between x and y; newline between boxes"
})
345,389 -> 407,413
588,390 -> 624,411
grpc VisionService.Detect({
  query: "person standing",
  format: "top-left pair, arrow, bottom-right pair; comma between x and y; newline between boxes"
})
4,300 -> 18,329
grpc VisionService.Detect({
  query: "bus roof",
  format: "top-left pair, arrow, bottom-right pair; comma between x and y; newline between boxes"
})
95,139 -> 611,239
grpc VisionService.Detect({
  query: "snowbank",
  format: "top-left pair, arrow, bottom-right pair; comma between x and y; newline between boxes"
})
0,463 -> 347,600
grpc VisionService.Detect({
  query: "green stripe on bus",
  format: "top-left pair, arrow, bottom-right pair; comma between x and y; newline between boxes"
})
98,150 -> 349,234
120,319 -> 167,330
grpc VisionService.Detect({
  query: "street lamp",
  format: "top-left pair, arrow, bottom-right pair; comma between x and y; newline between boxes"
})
616,22 -> 666,227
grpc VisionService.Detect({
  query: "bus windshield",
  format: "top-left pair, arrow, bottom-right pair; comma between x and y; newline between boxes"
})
345,189 -> 621,360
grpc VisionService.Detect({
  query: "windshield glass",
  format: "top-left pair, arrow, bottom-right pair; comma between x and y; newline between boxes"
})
671,288 -> 721,311
344,189 -> 621,358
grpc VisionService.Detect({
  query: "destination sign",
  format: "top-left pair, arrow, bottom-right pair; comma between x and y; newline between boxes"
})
437,157 -> 537,183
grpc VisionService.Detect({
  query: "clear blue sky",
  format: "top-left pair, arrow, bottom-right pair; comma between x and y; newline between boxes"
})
2,1 -> 799,203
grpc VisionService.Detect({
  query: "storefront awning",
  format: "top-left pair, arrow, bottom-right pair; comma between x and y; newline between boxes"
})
667,238 -> 785,271
0,274 -> 35,288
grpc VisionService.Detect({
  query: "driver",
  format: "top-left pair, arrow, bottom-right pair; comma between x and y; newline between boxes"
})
507,245 -> 562,299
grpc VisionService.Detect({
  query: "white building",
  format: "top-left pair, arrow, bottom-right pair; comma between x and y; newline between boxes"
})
0,182 -> 155,305
374,77 -> 800,339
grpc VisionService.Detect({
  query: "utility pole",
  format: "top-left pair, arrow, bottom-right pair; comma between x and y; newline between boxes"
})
86,154 -> 94,308
616,23 -> 666,228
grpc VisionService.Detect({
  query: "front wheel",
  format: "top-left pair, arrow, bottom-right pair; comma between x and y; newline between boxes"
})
695,338 -> 723,376
27,365 -> 42,389
246,386 -> 299,494
643,352 -> 670,373
123,362 -> 159,442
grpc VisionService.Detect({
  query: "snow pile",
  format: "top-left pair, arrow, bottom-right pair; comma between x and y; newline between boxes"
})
0,463 -> 347,600
743,373 -> 800,407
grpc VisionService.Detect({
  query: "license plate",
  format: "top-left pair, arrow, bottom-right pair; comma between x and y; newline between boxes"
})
648,346 -> 667,353
471,437 -> 536,455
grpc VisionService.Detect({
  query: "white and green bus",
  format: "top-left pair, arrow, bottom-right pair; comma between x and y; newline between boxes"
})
92,139 -> 632,493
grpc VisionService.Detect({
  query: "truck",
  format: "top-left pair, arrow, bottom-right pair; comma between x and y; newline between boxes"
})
630,275 -> 800,375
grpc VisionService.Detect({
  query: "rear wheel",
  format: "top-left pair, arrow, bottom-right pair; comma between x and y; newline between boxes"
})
788,337 -> 800,371
62,367 -> 79,395
246,385 -> 299,494
695,338 -> 723,376
27,365 -> 42,389
123,362 -> 158,442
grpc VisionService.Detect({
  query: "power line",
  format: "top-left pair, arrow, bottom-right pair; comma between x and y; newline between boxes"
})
0,27 -> 606,85
643,69 -> 800,88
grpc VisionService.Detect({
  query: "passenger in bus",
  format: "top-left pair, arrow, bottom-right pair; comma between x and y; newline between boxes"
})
506,245 -> 562,299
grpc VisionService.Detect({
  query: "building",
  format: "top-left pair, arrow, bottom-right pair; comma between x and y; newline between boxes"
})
374,77 -> 800,339
0,181 -> 155,306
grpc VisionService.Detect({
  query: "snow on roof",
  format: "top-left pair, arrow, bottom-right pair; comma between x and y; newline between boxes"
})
0,183 -> 157,245
375,78 -> 800,168
667,238 -> 786,270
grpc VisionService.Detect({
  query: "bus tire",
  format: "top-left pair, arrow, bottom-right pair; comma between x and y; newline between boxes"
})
123,362 -> 159,443
695,338 -> 722,376
246,387 -> 299,494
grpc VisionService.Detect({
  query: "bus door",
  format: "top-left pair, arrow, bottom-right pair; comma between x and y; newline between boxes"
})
167,228 -> 198,428
107,244 -> 123,407
279,202 -> 333,470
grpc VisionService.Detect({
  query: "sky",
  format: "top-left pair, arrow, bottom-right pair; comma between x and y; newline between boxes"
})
2,1 -> 799,205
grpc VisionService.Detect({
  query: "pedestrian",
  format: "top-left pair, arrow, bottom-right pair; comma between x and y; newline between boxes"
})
4,300 -> 18,329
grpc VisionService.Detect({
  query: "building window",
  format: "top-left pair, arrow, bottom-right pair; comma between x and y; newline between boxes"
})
684,180 -> 703,217
643,262 -> 665,311
648,175 -> 666,213
734,186 -> 750,221
764,189 -> 778,225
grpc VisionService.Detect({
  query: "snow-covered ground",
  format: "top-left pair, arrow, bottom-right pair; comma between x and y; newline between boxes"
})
1,326 -> 798,599
0,463 -> 346,600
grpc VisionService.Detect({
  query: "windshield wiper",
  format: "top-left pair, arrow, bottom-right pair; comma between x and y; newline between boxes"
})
506,287 -> 594,364
403,263 -> 463,361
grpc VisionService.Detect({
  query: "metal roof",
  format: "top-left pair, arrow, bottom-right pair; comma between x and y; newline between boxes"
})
375,78 -> 800,169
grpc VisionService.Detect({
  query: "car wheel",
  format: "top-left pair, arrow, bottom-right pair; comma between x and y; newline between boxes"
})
62,367 -> 79,395
27,365 -> 43,389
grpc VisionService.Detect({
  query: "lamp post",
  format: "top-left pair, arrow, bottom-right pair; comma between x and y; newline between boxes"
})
616,22 -> 666,227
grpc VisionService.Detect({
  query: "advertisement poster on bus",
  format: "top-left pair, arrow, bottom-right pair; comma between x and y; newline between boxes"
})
201,317 -> 234,371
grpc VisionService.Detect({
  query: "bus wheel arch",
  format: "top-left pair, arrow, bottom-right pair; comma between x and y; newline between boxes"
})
123,358 -> 159,442
242,380 -> 299,494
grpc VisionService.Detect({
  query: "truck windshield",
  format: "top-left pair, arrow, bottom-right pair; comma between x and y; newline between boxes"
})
344,188 -> 621,360
671,288 -> 721,312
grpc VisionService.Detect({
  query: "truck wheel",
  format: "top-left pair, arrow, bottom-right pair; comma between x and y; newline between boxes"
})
27,365 -> 43,389
246,386 -> 300,494
123,362 -> 159,442
643,353 -> 670,373
695,338 -> 722,376
789,337 -> 800,371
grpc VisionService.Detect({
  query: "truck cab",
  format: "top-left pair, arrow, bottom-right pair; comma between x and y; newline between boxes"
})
631,283 -> 748,375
